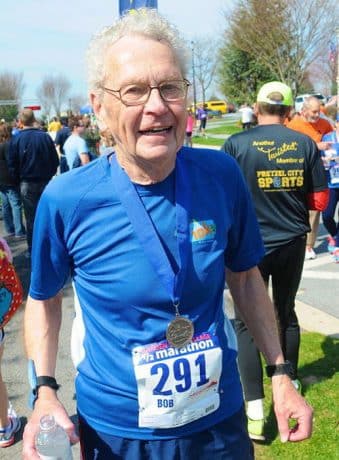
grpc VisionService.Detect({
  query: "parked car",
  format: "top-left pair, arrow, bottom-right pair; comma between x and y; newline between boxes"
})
206,109 -> 222,118
294,93 -> 326,113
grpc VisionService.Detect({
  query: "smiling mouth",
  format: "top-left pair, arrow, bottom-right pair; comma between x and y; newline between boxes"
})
139,127 -> 172,135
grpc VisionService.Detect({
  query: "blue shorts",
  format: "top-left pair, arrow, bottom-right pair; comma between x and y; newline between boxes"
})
78,405 -> 253,460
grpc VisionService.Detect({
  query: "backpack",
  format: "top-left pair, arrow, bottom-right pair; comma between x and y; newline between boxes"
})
0,240 -> 23,329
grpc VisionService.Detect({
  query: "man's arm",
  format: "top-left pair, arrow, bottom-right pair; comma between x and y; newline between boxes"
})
226,266 -> 313,442
22,293 -> 79,459
79,152 -> 90,165
7,137 -> 20,181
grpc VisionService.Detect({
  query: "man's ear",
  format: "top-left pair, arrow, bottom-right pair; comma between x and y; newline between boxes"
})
90,93 -> 101,118
90,93 -> 107,131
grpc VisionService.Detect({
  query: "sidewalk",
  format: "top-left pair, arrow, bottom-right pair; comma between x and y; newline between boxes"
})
296,299 -> 339,339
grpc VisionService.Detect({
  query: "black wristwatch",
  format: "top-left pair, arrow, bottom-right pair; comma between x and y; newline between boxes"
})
266,360 -> 294,378
28,360 -> 60,409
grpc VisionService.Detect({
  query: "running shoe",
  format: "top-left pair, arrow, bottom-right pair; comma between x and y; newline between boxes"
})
247,417 -> 265,441
327,236 -> 336,254
0,404 -> 21,448
305,248 -> 316,260
333,248 -> 339,264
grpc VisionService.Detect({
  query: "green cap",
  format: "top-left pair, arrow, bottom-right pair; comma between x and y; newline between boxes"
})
257,81 -> 293,107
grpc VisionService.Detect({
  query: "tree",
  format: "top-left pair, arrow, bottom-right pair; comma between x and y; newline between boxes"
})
190,37 -> 218,104
225,0 -> 339,94
68,94 -> 87,116
36,74 -> 71,117
36,78 -> 54,118
217,43 -> 277,105
0,71 -> 25,121
53,74 -> 71,116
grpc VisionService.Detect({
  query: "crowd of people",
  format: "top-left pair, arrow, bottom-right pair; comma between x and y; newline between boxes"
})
0,6 -> 337,460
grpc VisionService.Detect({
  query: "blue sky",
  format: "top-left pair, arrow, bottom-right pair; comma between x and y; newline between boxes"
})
1,0 -> 229,104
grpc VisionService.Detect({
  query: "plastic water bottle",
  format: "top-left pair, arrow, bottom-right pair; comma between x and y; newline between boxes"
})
35,414 -> 73,460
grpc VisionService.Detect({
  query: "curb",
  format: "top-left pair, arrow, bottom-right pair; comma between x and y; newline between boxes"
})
296,300 -> 339,339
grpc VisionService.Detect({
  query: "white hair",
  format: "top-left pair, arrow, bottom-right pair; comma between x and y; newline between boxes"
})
86,8 -> 189,97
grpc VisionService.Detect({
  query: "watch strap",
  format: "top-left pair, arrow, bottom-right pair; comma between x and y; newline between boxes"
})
266,361 -> 293,378
36,376 -> 60,391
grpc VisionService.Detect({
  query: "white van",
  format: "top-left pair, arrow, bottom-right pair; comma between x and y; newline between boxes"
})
294,93 -> 326,113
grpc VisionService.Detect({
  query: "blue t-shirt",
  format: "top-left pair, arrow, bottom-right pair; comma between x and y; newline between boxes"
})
29,147 -> 264,439
321,131 -> 339,188
63,134 -> 88,169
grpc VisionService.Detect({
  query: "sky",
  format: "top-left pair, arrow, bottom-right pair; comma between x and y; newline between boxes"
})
1,0 -> 230,105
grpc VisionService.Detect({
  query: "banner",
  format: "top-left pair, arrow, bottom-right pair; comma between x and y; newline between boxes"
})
119,0 -> 158,16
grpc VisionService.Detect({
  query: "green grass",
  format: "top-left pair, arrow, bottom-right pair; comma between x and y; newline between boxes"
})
192,136 -> 225,147
206,124 -> 242,135
254,332 -> 339,459
192,119 -> 242,146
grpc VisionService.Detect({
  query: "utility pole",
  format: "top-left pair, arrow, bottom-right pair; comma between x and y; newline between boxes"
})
191,41 -> 197,117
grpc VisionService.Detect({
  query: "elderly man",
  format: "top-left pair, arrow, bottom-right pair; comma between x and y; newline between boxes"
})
23,10 -> 312,460
287,96 -> 333,259
222,82 -> 328,441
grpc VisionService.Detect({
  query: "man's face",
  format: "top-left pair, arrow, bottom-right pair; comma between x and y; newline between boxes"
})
302,100 -> 321,123
91,35 -> 187,168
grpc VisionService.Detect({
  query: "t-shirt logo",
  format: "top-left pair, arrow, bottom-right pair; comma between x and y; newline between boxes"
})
190,220 -> 216,243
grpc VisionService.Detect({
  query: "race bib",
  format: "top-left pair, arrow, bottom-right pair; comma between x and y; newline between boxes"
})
329,161 -> 339,185
132,332 -> 222,429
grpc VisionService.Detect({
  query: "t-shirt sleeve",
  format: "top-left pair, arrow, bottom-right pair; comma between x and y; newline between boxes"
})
224,163 -> 265,272
77,137 -> 89,154
29,184 -> 71,300
305,138 -> 328,193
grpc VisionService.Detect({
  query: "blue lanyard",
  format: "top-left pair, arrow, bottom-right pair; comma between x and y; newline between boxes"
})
110,154 -> 191,308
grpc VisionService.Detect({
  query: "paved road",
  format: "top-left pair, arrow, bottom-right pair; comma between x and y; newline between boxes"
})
1,200 -> 338,458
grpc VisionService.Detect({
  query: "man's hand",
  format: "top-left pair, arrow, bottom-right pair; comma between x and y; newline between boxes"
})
22,392 -> 79,459
272,375 -> 313,442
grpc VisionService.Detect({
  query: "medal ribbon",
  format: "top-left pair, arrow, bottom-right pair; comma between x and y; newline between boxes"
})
110,153 -> 190,308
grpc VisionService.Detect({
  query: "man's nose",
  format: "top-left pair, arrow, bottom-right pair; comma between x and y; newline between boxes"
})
144,87 -> 168,112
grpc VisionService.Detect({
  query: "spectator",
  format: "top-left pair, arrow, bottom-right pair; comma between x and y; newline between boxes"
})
287,96 -> 333,260
185,109 -> 194,147
54,118 -> 71,174
197,104 -> 208,136
239,103 -> 254,130
47,117 -> 61,141
0,238 -> 21,448
7,109 -> 59,257
63,118 -> 90,170
0,123 -> 25,239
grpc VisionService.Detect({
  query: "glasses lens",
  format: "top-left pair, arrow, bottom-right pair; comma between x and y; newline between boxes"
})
160,81 -> 187,101
120,84 -> 149,104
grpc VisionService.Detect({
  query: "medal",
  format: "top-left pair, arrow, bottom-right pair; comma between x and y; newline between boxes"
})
166,315 -> 194,348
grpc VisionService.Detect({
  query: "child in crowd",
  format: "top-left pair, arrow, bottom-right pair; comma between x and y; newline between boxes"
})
0,237 -> 21,448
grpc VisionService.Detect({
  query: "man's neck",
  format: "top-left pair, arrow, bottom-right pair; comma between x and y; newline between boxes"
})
115,149 -> 176,185
257,114 -> 284,126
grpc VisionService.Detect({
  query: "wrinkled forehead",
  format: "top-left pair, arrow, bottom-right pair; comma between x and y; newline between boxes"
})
103,35 -> 182,83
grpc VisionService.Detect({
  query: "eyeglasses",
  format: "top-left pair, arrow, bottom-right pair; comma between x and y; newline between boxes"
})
102,79 -> 191,106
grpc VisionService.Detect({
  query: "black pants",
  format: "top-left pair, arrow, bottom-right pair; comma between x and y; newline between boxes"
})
20,180 -> 49,253
234,236 -> 306,401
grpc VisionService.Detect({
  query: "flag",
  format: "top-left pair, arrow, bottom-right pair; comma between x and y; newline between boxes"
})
119,0 -> 158,16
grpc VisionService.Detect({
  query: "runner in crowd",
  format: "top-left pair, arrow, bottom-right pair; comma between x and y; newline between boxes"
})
320,112 -> 339,262
287,96 -> 333,260
222,81 -> 328,441
22,10 -> 312,460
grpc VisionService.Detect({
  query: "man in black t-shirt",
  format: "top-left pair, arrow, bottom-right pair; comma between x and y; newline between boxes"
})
221,81 -> 328,441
